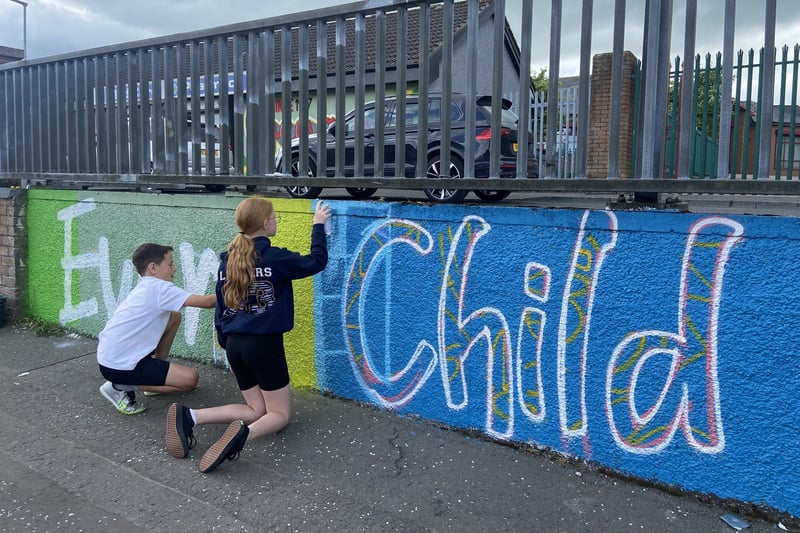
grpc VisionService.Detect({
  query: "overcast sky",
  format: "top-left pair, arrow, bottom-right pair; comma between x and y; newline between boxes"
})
2,0 -> 799,76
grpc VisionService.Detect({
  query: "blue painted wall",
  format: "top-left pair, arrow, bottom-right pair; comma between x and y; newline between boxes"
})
314,201 -> 800,518
24,190 -> 800,517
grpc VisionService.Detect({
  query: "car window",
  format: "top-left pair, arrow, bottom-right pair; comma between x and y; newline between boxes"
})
425,99 -> 464,124
405,103 -> 419,125
450,102 -> 465,122
428,100 -> 440,123
364,108 -> 377,130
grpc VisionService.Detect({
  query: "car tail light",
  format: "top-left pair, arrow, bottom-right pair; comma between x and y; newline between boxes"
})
476,127 -> 511,140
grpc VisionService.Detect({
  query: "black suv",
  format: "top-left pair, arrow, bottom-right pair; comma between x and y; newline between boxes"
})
279,94 -> 538,203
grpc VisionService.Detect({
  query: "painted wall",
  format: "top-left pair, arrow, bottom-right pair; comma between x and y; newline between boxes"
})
25,189 -> 800,518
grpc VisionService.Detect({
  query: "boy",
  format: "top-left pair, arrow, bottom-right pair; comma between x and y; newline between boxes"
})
97,243 -> 216,415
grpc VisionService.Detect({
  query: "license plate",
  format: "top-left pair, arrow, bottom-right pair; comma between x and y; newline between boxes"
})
512,142 -> 518,152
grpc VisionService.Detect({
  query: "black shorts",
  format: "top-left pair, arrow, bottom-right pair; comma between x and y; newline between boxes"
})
225,333 -> 289,391
98,355 -> 170,386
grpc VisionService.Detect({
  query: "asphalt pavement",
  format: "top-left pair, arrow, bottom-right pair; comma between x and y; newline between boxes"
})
0,323 -> 794,533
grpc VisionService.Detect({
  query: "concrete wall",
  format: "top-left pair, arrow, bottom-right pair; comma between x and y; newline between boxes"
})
18,189 -> 800,518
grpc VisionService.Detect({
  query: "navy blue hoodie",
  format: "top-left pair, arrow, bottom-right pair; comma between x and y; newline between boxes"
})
214,223 -> 328,348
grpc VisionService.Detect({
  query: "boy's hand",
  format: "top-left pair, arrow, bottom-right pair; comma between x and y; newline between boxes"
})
314,201 -> 331,225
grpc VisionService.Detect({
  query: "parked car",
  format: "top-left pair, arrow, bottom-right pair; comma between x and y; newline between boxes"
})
187,124 -> 235,192
278,94 -> 538,202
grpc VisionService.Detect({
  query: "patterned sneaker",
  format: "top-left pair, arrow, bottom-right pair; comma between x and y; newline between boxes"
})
99,381 -> 146,415
166,403 -> 196,458
199,421 -> 249,473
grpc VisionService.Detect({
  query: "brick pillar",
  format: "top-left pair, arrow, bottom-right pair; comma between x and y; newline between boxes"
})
588,51 -> 639,178
0,188 -> 26,324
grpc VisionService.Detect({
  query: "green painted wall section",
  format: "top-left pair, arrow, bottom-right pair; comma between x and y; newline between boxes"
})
25,190 -> 318,390
27,189 -> 80,324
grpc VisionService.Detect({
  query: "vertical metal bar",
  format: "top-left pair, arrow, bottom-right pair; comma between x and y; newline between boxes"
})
608,0 -> 626,177
176,43 -> 189,174
440,0 -> 453,178
742,49 -> 755,178
354,14 -> 365,177
717,0 -> 735,180
127,53 -> 140,174
232,35 -> 245,173
281,24 -> 294,176
0,73 -> 6,172
138,49 -> 150,173
216,37 -> 228,175
31,65 -> 42,168
315,20 -> 327,177
677,0 -> 696,179
489,0 -> 505,178
545,0 -> 562,178
416,3 -> 429,177
787,45 -> 800,181
104,56 -> 115,172
280,27 -> 292,177
115,53 -> 129,173
374,10 -> 386,177
151,47 -> 164,173
335,16 -> 346,177
730,51 -> 744,178
252,30 -> 265,176
758,0 -> 776,179
9,70 -> 19,171
516,0 -> 533,178
204,37 -> 216,176
76,59 -> 87,172
190,41 -> 202,174
107,56 -> 119,173
463,0 -> 478,179
639,0 -> 664,179
574,0 -> 592,178
753,49 -> 764,173
163,45 -> 177,174
22,66 -> 32,171
255,30 -> 276,173
245,32 -> 258,175
774,47 -> 786,180
57,61 -> 68,172
265,29 -> 277,173
299,23 -> 310,180
94,59 -> 106,173
395,7 -> 408,178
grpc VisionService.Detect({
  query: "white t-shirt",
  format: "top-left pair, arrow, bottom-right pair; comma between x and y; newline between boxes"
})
97,276 -> 192,370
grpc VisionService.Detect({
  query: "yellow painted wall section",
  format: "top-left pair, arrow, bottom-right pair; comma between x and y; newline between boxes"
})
269,198 -> 316,390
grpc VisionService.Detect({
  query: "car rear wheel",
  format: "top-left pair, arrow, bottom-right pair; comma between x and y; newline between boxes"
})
345,187 -> 378,199
423,153 -> 468,203
286,157 -> 323,199
473,190 -> 511,202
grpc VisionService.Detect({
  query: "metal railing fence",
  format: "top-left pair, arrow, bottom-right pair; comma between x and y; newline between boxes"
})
0,0 -> 797,197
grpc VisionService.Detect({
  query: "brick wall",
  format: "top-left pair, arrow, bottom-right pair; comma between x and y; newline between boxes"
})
588,51 -> 639,178
0,188 -> 26,324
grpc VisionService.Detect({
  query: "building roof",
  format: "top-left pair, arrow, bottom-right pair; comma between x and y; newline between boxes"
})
0,46 -> 23,65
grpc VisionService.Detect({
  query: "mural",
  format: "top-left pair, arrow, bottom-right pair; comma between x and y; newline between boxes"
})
23,189 -> 800,518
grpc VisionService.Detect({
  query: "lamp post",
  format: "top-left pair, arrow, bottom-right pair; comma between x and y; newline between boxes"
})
8,0 -> 27,60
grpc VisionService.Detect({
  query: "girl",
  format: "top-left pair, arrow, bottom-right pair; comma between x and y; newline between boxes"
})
166,197 -> 330,473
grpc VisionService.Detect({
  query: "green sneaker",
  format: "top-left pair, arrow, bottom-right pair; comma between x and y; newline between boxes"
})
99,381 -> 146,415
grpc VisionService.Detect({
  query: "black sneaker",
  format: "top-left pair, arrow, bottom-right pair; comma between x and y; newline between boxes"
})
199,420 -> 249,473
166,403 -> 196,458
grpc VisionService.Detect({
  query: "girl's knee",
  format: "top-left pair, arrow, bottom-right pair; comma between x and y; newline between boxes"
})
177,369 -> 199,391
